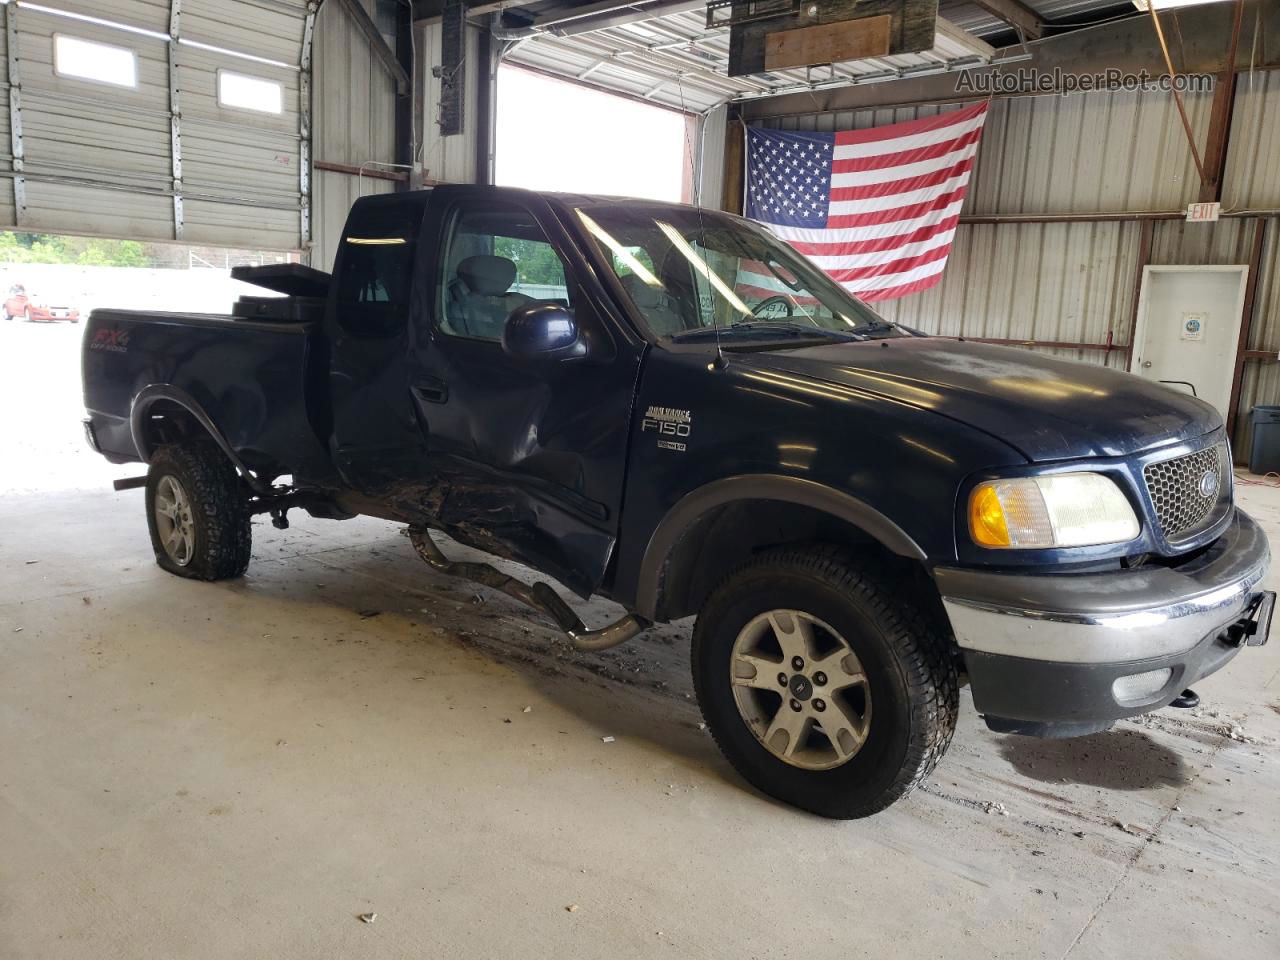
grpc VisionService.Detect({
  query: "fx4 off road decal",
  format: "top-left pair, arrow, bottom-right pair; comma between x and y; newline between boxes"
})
642,405 -> 691,452
89,328 -> 130,353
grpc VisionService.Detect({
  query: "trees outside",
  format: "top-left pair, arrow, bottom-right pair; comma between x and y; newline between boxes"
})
0,232 -> 295,269
0,232 -> 151,267
494,236 -> 566,287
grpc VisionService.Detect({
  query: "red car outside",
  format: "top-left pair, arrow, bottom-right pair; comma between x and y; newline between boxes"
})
4,284 -> 79,323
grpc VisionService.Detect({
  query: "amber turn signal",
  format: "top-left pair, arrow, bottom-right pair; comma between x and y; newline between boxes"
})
969,484 -> 1011,547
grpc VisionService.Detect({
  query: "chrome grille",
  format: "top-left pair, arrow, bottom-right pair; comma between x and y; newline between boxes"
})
1143,443 -> 1228,542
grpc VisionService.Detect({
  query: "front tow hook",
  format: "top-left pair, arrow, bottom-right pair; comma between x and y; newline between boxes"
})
1169,689 -> 1201,709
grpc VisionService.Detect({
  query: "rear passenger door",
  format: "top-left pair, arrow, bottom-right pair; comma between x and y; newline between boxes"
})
409,188 -> 645,596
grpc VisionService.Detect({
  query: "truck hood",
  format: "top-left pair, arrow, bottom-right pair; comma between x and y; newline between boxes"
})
741,338 -> 1221,462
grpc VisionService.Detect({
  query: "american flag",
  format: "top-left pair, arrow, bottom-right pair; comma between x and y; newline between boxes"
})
744,102 -> 988,302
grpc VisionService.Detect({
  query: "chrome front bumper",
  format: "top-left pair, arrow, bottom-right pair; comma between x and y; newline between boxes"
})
935,510 -> 1271,735
936,509 -> 1271,665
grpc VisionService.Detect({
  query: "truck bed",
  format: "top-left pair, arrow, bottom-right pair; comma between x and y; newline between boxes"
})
82,308 -> 330,480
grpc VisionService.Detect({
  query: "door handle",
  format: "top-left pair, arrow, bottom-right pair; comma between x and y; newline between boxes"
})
412,378 -> 448,403
1142,360 -> 1152,368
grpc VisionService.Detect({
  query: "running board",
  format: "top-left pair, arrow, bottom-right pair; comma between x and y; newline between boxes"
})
406,526 -> 648,652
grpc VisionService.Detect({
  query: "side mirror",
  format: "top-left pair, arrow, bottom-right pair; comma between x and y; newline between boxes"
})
502,302 -> 584,361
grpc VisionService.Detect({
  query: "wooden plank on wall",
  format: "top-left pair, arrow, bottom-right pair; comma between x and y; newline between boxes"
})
764,15 -> 892,71
730,0 -> 938,77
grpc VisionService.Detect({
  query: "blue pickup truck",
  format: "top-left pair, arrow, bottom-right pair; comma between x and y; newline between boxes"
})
82,186 -> 1273,818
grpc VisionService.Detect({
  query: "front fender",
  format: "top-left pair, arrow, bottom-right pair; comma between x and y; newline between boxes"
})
633,474 -> 925,620
610,349 -> 1029,616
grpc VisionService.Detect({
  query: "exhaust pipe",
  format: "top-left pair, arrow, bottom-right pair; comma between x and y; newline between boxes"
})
407,526 -> 648,652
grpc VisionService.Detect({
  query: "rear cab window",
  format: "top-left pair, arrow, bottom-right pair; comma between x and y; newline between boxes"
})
334,199 -> 426,338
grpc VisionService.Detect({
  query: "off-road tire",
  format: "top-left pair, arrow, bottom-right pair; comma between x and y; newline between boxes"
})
692,546 -> 958,818
145,440 -> 252,581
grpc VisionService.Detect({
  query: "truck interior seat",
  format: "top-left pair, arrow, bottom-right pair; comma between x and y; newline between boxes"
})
619,273 -> 686,338
448,255 -> 532,339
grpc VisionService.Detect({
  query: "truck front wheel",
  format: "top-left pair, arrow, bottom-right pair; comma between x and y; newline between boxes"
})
145,441 -> 251,580
692,547 -> 958,818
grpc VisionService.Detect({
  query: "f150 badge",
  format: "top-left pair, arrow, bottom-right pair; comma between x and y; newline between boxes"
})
643,405 -> 692,452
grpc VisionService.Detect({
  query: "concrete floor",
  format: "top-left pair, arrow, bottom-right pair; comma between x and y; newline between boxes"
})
3,321 -> 1280,959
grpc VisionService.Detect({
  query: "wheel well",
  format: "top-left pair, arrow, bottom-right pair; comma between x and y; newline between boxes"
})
135,398 -> 277,480
137,399 -> 205,456
653,499 -> 928,622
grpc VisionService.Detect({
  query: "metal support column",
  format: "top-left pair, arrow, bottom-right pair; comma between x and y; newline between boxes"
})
721,105 -> 744,215
168,0 -> 184,239
1199,0 -> 1245,203
394,0 -> 414,189
1227,218 -> 1267,442
474,24 -> 494,186
300,2 -> 318,250
6,2 -> 25,224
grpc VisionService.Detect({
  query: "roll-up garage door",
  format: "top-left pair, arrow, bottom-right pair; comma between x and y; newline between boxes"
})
0,0 -> 313,250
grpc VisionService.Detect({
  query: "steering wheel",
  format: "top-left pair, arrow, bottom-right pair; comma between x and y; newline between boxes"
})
752,295 -> 794,319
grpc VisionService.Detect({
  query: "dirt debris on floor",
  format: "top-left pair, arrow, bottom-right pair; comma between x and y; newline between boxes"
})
1,331 -> 1278,960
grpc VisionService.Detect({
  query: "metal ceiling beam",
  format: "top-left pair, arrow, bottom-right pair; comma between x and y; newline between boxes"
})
336,0 -> 410,95
414,0 -> 543,24
935,17 -> 997,60
740,0 -> 1280,119
967,0 -> 1044,41
550,0 -> 707,36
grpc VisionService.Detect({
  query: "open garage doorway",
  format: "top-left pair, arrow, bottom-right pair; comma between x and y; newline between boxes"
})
0,232 -> 297,494
495,66 -> 694,202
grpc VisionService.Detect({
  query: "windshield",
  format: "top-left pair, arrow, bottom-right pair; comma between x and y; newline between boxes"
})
575,203 -> 896,343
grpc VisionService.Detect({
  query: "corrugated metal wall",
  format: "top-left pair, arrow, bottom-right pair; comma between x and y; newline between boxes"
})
742,79 -> 1280,455
309,13 -> 487,269
759,88 -> 1214,216
0,0 -> 312,249
1224,70 -> 1280,211
419,20 -> 482,185
874,220 -> 1140,369
310,0 -> 397,272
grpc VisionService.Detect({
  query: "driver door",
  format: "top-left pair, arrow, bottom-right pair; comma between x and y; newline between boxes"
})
408,188 -> 644,596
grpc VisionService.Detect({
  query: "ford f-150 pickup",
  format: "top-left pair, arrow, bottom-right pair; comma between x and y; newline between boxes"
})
82,186 -> 1274,818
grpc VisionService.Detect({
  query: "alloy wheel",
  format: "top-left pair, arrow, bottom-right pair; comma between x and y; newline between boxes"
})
729,609 -> 872,771
153,474 -> 196,566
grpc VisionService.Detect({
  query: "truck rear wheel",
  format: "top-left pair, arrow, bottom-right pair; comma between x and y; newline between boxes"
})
692,547 -> 958,818
145,441 -> 251,581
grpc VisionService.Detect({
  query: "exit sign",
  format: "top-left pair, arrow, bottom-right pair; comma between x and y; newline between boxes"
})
1186,202 -> 1221,222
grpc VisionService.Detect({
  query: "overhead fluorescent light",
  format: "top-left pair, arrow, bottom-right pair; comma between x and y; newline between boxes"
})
345,237 -> 407,245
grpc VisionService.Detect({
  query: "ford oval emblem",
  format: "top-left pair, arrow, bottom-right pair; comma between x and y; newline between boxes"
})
1198,470 -> 1220,499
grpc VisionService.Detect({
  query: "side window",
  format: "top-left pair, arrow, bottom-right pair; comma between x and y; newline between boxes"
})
335,202 -> 423,338
439,201 -> 575,341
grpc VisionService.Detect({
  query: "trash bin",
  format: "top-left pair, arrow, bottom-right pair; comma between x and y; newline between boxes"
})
1249,405 -> 1280,474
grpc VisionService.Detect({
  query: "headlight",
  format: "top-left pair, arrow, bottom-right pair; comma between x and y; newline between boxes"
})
968,473 -> 1139,549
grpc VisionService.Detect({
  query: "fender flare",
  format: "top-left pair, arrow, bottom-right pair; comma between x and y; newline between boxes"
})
634,474 -> 926,620
129,384 -> 274,496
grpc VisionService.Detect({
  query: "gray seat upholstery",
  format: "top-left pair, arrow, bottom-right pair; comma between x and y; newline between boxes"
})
620,273 -> 686,337
448,254 -> 532,339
